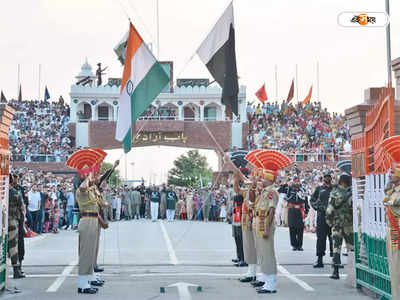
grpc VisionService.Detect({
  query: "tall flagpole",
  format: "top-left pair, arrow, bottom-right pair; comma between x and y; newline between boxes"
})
17,64 -> 20,97
295,64 -> 299,102
38,64 -> 41,101
156,0 -> 160,59
385,0 -> 392,86
274,65 -> 278,101
316,61 -> 320,101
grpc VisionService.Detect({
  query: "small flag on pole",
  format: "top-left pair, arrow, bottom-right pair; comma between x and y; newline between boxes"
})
286,79 -> 294,103
0,91 -> 6,103
18,85 -> 22,102
115,23 -> 170,153
44,86 -> 50,102
301,85 -> 313,105
197,2 -> 239,115
255,84 -> 268,103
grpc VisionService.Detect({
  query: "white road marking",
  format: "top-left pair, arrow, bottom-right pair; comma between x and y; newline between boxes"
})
46,260 -> 77,292
278,265 -> 315,291
160,221 -> 179,265
16,272 -> 347,279
25,234 -> 47,245
168,282 -> 198,300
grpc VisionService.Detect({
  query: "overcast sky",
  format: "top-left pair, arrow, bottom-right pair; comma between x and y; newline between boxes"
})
1,0 -> 399,184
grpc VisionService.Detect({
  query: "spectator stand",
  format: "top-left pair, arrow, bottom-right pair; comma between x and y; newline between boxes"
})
347,87 -> 399,300
0,105 -> 15,291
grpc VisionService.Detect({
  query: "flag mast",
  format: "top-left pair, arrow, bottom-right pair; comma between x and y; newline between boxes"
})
17,64 -> 20,98
385,0 -> 392,86
316,61 -> 320,101
295,64 -> 299,102
156,0 -> 160,59
275,65 -> 278,101
38,64 -> 41,101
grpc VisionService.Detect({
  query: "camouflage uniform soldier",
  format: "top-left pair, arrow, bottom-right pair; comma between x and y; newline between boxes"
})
8,174 -> 25,279
326,172 -> 353,280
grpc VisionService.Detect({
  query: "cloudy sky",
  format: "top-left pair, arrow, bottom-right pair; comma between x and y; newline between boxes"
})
1,0 -> 399,184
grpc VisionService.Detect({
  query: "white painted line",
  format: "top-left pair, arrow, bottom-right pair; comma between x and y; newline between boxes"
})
46,260 -> 77,292
160,221 -> 179,265
8,272 -> 348,279
25,234 -> 47,245
278,265 -> 315,291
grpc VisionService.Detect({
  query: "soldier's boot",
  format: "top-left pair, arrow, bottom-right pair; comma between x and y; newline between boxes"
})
330,266 -> 339,280
336,254 -> 344,269
13,266 -> 25,279
313,255 -> 324,268
19,262 -> 25,275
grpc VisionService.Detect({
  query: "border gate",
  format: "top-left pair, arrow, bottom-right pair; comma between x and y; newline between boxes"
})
348,87 -> 398,299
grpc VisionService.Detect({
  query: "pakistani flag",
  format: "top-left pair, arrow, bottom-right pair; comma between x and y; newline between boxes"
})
197,2 -> 239,115
115,23 -> 170,153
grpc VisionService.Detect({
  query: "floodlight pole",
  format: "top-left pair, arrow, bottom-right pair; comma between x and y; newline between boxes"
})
386,0 -> 392,86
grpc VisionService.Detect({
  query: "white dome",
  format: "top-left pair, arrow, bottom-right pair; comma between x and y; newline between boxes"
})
79,59 -> 94,77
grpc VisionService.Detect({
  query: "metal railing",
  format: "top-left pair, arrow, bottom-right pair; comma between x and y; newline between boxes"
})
11,154 -> 69,163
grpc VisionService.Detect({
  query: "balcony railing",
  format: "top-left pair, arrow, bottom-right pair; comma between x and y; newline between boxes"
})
11,154 -> 69,163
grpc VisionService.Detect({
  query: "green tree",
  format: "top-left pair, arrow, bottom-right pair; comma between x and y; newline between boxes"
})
168,150 -> 212,188
101,162 -> 122,187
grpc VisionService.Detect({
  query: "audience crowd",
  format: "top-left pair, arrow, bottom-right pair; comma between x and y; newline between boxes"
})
246,101 -> 351,161
8,99 -> 75,162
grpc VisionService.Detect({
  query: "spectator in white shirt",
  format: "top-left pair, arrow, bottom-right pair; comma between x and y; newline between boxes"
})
28,185 -> 41,233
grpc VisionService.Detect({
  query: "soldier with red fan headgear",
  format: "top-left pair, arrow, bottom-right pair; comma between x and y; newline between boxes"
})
380,136 -> 400,298
252,150 -> 291,294
66,149 -> 108,294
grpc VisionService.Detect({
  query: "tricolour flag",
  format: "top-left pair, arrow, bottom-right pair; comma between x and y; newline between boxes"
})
301,85 -> 313,105
286,79 -> 294,103
255,84 -> 268,103
44,86 -> 50,102
115,23 -> 170,153
197,2 -> 239,115
114,30 -> 129,65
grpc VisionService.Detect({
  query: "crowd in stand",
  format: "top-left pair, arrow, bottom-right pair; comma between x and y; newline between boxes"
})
246,101 -> 351,161
140,105 -> 177,120
8,99 -> 75,162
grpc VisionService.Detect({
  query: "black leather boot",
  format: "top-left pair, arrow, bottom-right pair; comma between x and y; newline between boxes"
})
330,265 -> 339,279
13,266 -> 25,279
313,255 -> 324,268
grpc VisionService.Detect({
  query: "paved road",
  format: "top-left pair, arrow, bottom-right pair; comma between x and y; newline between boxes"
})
4,220 -> 370,299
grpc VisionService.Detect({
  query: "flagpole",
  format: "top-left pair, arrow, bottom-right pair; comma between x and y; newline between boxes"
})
385,0 -> 392,86
17,64 -> 20,98
156,0 -> 160,59
38,64 -> 41,101
316,61 -> 320,101
295,64 -> 299,102
275,65 -> 278,101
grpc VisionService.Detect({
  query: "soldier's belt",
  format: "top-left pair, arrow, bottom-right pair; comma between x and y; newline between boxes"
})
82,212 -> 98,217
288,204 -> 304,209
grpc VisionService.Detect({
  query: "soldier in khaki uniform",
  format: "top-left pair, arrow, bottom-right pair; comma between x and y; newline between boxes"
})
381,136 -> 400,298
76,174 -> 103,294
244,149 -> 291,294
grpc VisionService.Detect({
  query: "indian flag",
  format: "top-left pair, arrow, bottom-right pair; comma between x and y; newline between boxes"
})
115,24 -> 170,153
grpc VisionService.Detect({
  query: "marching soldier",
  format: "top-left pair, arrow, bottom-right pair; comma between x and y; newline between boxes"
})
286,177 -> 309,251
310,172 -> 334,267
8,174 -> 26,279
326,160 -> 353,280
381,136 -> 400,298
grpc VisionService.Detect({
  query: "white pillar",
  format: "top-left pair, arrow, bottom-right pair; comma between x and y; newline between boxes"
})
200,105 -> 204,121
178,105 -> 183,120
70,101 -> 77,122
92,105 -> 97,121
221,105 -> 226,121
113,103 -> 118,121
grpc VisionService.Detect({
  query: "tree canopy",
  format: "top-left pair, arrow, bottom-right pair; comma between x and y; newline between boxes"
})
168,150 -> 212,188
101,162 -> 122,187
